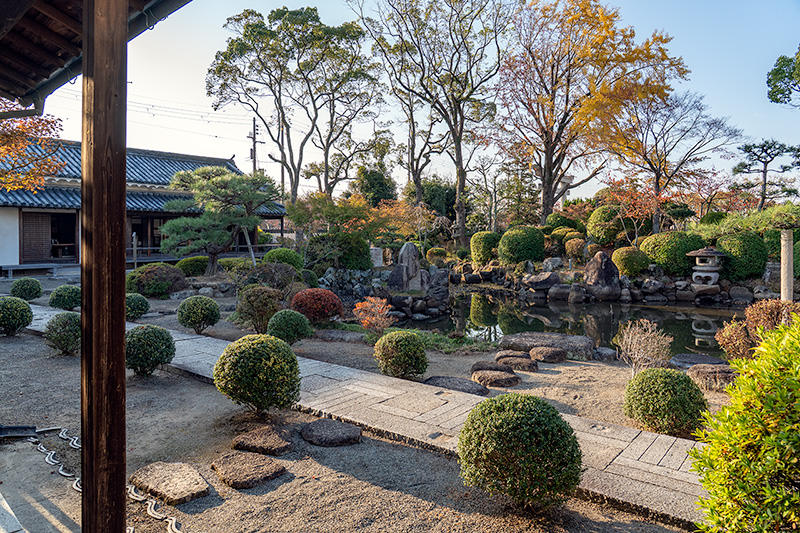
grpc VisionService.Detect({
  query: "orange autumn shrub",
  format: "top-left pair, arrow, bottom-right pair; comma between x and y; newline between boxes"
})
353,297 -> 396,338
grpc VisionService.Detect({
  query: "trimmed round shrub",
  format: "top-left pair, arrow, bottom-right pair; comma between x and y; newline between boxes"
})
565,238 -> 585,260
267,309 -> 313,345
587,205 -> 622,246
456,248 -> 471,260
457,393 -> 582,510
48,284 -> 81,311
263,247 -> 303,271
426,247 -> 447,266
125,325 -> 175,377
0,296 -> 33,336
213,334 -> 300,413
334,233 -> 372,270
44,312 -> 81,356
717,231 -> 768,281
612,246 -> 650,278
10,277 -> 42,301
177,295 -> 220,334
691,320 -> 800,532
548,226 -> 572,243
623,368 -> 707,436
587,243 -> 602,257
219,257 -> 250,272
291,288 -> 343,323
470,231 -> 501,265
699,211 -> 727,225
538,224 -> 554,235
125,292 -> 150,321
373,330 -> 427,378
125,262 -> 188,298
469,294 -> 497,327
300,269 -> 319,288
639,231 -> 705,276
175,256 -> 209,277
562,231 -> 584,244
545,212 -> 577,230
498,226 -> 545,264
237,286 -> 281,334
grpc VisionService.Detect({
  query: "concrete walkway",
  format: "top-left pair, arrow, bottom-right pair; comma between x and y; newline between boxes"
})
23,304 -> 706,529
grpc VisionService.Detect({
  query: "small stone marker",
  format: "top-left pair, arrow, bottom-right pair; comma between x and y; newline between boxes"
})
300,418 -> 361,447
233,426 -> 294,456
211,451 -> 286,489
687,364 -> 737,392
471,370 -> 521,388
529,347 -> 568,363
129,462 -> 209,505
493,350 -> 530,362
496,356 -> 539,372
423,376 -> 490,396
470,361 -> 513,374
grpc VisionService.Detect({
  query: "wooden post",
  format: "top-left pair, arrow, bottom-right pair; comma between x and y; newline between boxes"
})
81,0 -> 128,531
781,229 -> 794,302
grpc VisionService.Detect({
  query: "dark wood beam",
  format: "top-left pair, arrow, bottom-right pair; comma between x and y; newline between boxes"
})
0,51 -> 53,79
0,62 -> 37,90
81,0 -> 128,530
17,15 -> 81,57
2,30 -> 67,69
0,0 -> 36,41
32,0 -> 83,37
128,0 -> 149,13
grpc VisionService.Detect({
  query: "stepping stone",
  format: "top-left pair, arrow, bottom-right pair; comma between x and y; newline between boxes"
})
500,332 -> 594,361
594,347 -> 618,361
211,451 -> 286,489
496,356 -> 539,372
423,376 -> 490,396
494,350 -> 530,362
313,330 -> 365,342
233,426 -> 294,456
670,353 -> 727,370
471,370 -> 521,388
687,364 -> 737,392
470,361 -> 513,374
129,462 -> 209,505
529,347 -> 568,363
300,419 -> 361,447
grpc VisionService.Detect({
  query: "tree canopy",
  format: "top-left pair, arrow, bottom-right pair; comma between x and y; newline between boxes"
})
0,99 -> 64,191
732,139 -> 799,210
767,44 -> 800,107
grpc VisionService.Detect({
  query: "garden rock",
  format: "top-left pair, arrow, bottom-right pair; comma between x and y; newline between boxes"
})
463,273 -> 482,284
641,279 -> 664,294
129,462 -> 209,505
670,353 -> 727,370
387,264 -> 408,291
449,272 -> 461,284
728,286 -> 754,304
547,284 -> 571,301
687,364 -> 737,392
529,347 -> 568,363
691,284 -> 720,296
568,283 -> 584,304
411,300 -> 427,314
423,376 -> 489,396
594,347 -> 618,361
470,361 -> 513,374
168,289 -> 197,300
471,369 -> 521,388
493,349 -> 529,361
524,272 -> 561,290
585,251 -> 621,301
542,257 -> 563,272
211,451 -> 286,489
619,288 -> 632,303
313,330 -> 366,343
496,356 -> 539,372
500,331 -> 594,361
198,286 -> 215,297
233,426 -> 295,456
300,418 -> 361,447
676,290 -> 695,301
753,285 -> 780,300
411,313 -> 428,321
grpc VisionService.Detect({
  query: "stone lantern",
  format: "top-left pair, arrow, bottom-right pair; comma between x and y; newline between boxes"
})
686,247 -> 726,295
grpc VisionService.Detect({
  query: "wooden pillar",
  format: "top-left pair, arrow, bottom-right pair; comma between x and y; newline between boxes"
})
81,0 -> 128,531
781,229 -> 794,302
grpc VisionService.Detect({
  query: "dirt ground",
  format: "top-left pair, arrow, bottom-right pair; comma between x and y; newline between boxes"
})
0,331 -> 689,533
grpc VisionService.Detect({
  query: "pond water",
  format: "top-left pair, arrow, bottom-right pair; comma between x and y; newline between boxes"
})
408,291 -> 742,356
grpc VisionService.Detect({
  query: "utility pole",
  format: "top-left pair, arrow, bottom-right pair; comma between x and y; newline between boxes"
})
279,117 -> 285,200
247,116 -> 264,175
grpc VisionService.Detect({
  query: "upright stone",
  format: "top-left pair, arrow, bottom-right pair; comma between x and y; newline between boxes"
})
388,242 -> 422,291
585,251 -> 621,301
370,247 -> 384,267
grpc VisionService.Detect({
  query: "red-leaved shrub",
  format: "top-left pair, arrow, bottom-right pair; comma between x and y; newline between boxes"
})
291,288 -> 343,323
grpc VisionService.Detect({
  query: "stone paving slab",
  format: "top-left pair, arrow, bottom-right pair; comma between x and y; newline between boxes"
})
0,493 -> 25,533
23,305 -> 707,528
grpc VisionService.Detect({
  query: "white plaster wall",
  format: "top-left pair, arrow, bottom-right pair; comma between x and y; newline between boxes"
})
0,208 -> 20,265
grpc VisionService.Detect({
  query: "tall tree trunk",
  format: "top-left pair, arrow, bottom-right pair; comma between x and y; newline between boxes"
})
758,164 -> 768,211
540,181 -> 555,225
453,141 -> 469,247
652,175 -> 662,234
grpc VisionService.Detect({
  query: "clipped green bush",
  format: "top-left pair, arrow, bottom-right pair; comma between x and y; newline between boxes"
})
125,293 -> 150,321
717,231 -> 768,281
300,269 -> 319,288
762,229 -> 781,260
125,262 -> 188,298
537,224 -> 554,236
10,277 -> 42,301
545,212 -> 578,230
334,233 -> 372,270
470,231 -> 501,265
213,334 -> 300,413
44,312 -> 81,356
690,320 -> 800,532
548,226 -> 572,243
0,296 -> 33,336
291,288 -> 343,323
177,295 -> 220,334
456,248 -> 471,260
562,231 -> 584,244
267,309 -> 313,345
699,211 -> 727,225
623,368 -> 707,436
237,286 -> 281,334
586,205 -> 622,246
639,231 -> 705,276
498,226 -> 545,264
458,394 -> 582,510
125,325 -> 175,377
612,246 -> 650,277
48,284 -> 81,311
565,238 -> 585,260
219,257 -> 250,272
263,247 -> 303,271
469,294 -> 497,327
426,247 -> 447,266
373,330 -> 427,378
175,255 -> 209,277
587,243 -> 602,257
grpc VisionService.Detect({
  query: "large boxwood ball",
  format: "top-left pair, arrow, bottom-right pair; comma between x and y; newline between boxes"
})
175,255 -> 209,277
177,295 -> 220,334
125,262 -> 188,298
470,231 -> 501,265
291,288 -> 343,323
267,309 -> 313,345
237,286 -> 282,334
586,205 -> 622,246
639,231 -> 705,276
545,212 -> 577,230
612,246 -> 650,278
10,277 -> 42,301
623,367 -> 707,436
498,226 -> 545,264
263,247 -> 303,271
44,312 -> 81,356
49,284 -> 81,311
213,334 -> 300,413
0,296 -> 33,336
125,292 -> 150,321
125,325 -> 175,377
457,393 -> 582,509
717,231 -> 768,281
373,330 -> 427,378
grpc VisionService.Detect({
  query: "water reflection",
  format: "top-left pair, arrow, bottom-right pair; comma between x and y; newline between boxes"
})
408,293 -> 741,356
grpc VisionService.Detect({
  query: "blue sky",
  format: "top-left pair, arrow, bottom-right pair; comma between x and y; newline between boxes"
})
45,0 -> 800,198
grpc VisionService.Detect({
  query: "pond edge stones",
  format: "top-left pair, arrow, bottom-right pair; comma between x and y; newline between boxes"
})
300,418 -> 362,447
499,331 -> 595,361
129,462 -> 209,505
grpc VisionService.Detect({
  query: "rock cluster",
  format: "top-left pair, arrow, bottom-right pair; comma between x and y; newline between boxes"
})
319,267 -> 391,300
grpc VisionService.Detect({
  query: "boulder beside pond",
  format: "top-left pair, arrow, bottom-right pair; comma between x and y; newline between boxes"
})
499,332 -> 595,361
471,369 -> 521,388
687,363 -> 737,392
